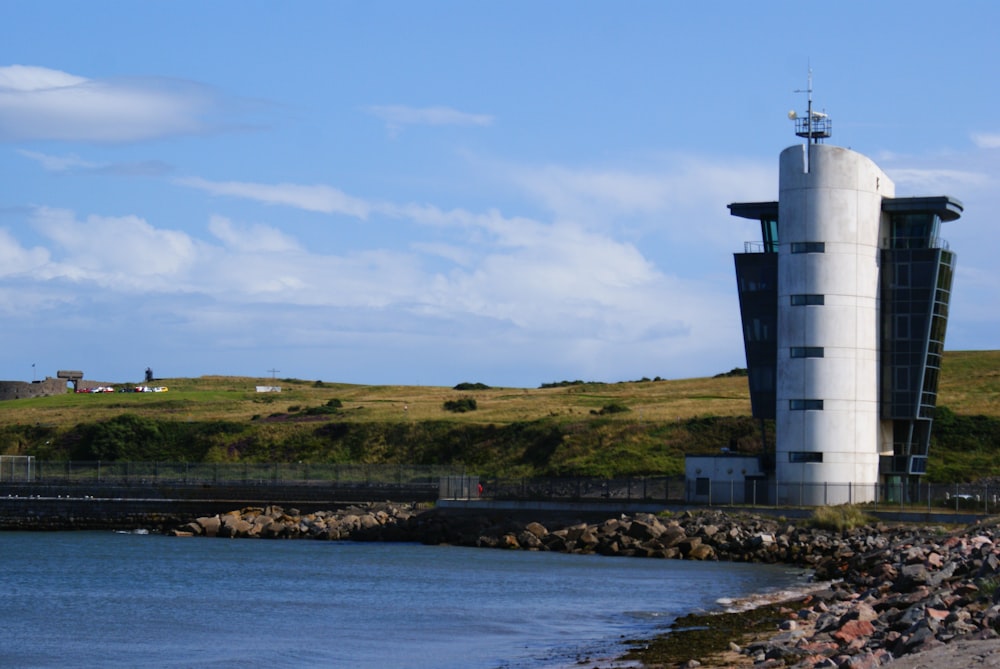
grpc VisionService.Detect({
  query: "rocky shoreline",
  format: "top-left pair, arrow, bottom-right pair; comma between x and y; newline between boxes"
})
171,504 -> 1000,668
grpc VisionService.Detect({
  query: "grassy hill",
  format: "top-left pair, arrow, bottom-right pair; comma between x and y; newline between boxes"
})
1,350 -> 997,481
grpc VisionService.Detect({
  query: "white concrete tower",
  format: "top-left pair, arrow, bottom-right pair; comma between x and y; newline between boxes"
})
775,144 -> 893,505
726,96 -> 962,507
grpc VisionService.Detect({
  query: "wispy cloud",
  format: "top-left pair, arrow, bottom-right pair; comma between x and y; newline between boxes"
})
366,104 -> 494,137
505,157 -> 774,219
176,177 -> 372,218
208,215 -> 302,253
889,168 -> 992,193
17,149 -> 101,172
17,149 -> 172,176
0,64 -> 220,142
972,133 -> 1000,149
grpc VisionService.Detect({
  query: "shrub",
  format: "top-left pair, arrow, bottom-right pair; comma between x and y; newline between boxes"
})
454,382 -> 491,390
303,405 -> 339,416
591,403 -> 630,415
443,397 -> 478,413
807,504 -> 873,532
540,380 -> 587,388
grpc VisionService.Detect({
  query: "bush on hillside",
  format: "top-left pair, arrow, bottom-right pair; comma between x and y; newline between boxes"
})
443,397 -> 478,413
713,367 -> 748,378
591,403 -> 630,415
454,382 -> 491,390
539,380 -> 587,388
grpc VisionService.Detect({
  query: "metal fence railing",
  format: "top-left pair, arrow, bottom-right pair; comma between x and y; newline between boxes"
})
468,476 -> 688,504
0,460 -> 461,486
687,478 -> 1000,513
4,463 -> 999,513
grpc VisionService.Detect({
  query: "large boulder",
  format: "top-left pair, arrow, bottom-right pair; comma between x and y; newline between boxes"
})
196,516 -> 221,538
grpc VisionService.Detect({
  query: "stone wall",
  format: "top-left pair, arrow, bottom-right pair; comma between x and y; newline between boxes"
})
0,377 -> 68,401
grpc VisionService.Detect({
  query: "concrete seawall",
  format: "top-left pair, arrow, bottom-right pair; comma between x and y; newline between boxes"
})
0,481 -> 438,530
1,481 -> 985,530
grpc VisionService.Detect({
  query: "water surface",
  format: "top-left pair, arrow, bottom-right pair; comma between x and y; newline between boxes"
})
0,532 -> 805,668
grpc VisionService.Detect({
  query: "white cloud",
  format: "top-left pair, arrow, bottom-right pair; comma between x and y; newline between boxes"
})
366,104 -> 494,136
17,149 -> 101,172
208,215 -> 302,253
2,150 -> 776,383
0,64 -> 85,90
17,148 -> 173,176
972,133 -> 1000,149
177,177 -> 372,218
12,200 -> 730,345
506,157 -> 774,221
0,228 -> 50,276
0,64 -> 217,142
29,207 -> 197,288
889,168 -> 992,194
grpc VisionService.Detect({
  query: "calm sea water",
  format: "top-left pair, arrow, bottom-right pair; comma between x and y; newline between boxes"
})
0,532 -> 806,668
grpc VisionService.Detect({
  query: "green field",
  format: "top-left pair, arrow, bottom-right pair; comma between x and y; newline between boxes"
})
1,350 -> 998,481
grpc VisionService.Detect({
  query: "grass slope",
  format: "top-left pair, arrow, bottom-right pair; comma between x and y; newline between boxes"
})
0,351 -> 997,481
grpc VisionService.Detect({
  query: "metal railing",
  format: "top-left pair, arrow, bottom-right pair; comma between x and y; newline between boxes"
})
4,463 -> 998,513
0,460 -> 461,486
688,478 -> 1000,513
467,476 -> 688,504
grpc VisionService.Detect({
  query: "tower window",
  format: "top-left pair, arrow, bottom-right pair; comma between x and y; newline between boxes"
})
790,294 -> 824,306
789,451 -> 823,463
790,347 -> 824,358
791,242 -> 825,253
789,399 -> 824,410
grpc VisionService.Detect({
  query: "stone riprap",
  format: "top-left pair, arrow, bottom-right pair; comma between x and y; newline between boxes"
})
172,506 -> 1000,667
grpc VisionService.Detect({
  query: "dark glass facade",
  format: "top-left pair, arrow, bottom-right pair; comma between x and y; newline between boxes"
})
734,252 -> 778,419
879,198 -> 960,476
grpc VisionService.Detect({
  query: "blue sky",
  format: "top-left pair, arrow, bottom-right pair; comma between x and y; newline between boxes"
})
1,1 -> 997,388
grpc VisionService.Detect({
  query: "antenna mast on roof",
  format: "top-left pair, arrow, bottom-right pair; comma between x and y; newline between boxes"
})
788,68 -> 831,172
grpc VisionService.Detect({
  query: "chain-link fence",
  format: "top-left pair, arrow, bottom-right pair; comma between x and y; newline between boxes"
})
5,463 -> 997,512
686,477 -> 1000,513
466,476 -> 688,504
0,460 -> 461,486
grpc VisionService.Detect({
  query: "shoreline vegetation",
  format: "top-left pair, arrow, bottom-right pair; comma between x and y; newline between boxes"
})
168,503 -> 1000,668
